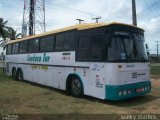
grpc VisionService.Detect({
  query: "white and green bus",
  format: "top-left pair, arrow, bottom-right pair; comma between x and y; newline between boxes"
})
5,22 -> 151,101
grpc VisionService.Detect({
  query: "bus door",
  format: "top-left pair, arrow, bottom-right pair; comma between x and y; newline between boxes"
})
89,63 -> 106,99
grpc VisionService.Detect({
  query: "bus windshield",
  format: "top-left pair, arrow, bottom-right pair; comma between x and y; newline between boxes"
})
108,32 -> 148,62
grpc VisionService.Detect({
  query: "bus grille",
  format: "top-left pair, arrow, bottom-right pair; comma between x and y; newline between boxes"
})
119,70 -> 148,83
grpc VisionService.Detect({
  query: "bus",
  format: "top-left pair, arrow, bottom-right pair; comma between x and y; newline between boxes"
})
5,22 -> 151,101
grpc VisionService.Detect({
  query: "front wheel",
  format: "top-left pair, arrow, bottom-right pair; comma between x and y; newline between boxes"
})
70,77 -> 83,97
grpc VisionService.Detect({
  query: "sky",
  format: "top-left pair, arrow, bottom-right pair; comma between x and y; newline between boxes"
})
0,0 -> 160,54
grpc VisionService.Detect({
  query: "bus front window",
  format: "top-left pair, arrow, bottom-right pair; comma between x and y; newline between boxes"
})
108,33 -> 148,62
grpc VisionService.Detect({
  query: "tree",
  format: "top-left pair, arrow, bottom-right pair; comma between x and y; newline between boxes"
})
0,18 -> 10,48
7,27 -> 21,40
0,17 -> 9,39
0,18 -> 21,49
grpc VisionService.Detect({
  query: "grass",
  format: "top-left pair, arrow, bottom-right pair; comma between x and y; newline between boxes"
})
151,66 -> 160,78
0,66 -> 160,116
151,66 -> 160,74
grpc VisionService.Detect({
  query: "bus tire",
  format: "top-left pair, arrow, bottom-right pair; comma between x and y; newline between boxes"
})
17,68 -> 23,81
12,68 -> 17,80
70,76 -> 83,98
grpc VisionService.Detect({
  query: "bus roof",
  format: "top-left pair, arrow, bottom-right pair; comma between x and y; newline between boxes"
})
7,22 -> 144,45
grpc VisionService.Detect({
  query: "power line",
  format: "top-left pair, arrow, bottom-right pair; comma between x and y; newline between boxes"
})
137,0 -> 160,16
122,0 -> 160,23
46,4 -> 89,18
45,1 -> 98,18
141,0 -> 160,23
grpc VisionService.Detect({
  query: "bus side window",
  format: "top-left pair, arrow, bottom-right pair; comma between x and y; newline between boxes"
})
40,36 -> 55,52
77,35 -> 90,61
55,33 -> 64,51
19,41 -> 28,53
64,31 -> 75,50
6,44 -> 12,55
12,43 -> 19,54
28,39 -> 39,53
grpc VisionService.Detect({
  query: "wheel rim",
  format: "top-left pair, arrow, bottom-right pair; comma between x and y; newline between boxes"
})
71,78 -> 81,96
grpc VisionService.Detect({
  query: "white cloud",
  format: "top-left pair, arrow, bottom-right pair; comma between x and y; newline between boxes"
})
138,16 -> 160,54
45,0 -> 134,30
147,18 -> 160,33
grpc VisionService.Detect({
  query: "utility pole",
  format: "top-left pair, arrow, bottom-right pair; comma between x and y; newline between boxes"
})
145,44 -> 150,58
22,0 -> 46,37
132,0 -> 137,26
156,41 -> 159,61
76,19 -> 84,24
92,17 -> 101,23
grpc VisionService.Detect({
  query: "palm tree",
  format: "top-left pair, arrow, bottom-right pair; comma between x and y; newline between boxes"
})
0,27 -> 21,49
7,27 -> 21,40
0,18 -> 21,48
0,17 -> 9,39
0,18 -> 10,48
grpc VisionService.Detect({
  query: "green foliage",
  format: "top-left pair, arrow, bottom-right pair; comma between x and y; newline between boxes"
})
0,18 -> 9,39
7,27 -> 21,40
0,18 -> 21,49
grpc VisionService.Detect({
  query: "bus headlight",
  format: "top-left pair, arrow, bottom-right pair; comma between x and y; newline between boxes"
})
123,90 -> 127,95
144,87 -> 147,91
119,91 -> 122,96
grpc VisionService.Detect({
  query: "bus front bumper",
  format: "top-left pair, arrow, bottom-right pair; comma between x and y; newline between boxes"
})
105,81 -> 151,101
